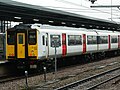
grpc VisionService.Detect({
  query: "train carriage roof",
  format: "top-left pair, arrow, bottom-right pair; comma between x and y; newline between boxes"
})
31,24 -> 99,35
0,0 -> 120,31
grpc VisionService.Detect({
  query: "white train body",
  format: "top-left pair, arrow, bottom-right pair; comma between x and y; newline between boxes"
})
31,24 -> 120,60
6,24 -> 120,63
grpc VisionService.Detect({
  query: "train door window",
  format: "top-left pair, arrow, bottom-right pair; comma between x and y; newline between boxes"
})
28,30 -> 36,45
7,31 -> 15,45
18,35 -> 23,44
83,36 -> 86,44
42,36 -> 45,45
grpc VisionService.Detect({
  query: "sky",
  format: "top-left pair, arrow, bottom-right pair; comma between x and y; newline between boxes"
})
12,0 -> 120,23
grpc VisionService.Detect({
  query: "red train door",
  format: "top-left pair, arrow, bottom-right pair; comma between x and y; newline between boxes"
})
108,35 -> 111,49
118,35 -> 120,48
83,34 -> 86,53
62,33 -> 67,56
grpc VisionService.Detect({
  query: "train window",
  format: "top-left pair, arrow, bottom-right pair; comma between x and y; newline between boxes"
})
76,35 -> 82,45
0,35 -> 3,52
50,35 -> 61,47
87,35 -> 97,45
62,34 -> 66,45
68,35 -> 82,46
42,36 -> 45,45
68,35 -> 74,45
28,30 -> 36,45
18,35 -> 23,44
7,31 -> 15,45
111,36 -> 117,43
99,36 -> 108,44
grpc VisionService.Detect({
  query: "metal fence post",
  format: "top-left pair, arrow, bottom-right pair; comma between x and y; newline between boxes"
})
25,71 -> 28,90
54,40 -> 57,80
43,67 -> 47,82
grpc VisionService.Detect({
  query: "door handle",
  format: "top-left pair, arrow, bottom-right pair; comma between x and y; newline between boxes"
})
22,45 -> 25,46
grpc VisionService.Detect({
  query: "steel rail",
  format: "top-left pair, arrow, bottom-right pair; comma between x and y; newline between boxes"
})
87,74 -> 120,90
0,75 -> 25,83
54,66 -> 120,90
0,71 -> 44,83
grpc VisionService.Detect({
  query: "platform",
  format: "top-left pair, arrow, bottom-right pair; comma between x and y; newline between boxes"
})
0,60 -> 16,76
0,60 -> 8,64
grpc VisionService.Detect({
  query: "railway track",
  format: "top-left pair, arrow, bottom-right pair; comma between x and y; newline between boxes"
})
0,71 -> 43,83
0,57 -> 120,90
0,62 -> 85,84
33,61 -> 120,90
0,61 -> 118,84
0,61 -> 85,84
55,66 -> 120,90
0,74 -> 24,83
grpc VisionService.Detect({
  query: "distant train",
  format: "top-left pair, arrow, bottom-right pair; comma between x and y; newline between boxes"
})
0,33 -> 6,59
6,24 -> 120,68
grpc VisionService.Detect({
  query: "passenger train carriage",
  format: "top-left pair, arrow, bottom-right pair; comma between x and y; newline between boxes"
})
6,24 -> 120,68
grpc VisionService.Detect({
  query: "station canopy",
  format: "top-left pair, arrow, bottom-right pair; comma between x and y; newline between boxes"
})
0,0 -> 120,31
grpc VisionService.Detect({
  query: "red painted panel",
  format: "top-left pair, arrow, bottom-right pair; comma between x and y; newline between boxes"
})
118,35 -> 120,48
83,34 -> 86,53
108,35 -> 111,49
62,33 -> 67,56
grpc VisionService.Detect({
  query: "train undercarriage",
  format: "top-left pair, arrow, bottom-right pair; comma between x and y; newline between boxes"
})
8,49 -> 120,72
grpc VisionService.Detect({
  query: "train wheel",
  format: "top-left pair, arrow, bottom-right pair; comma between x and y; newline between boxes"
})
25,61 -> 30,71
37,61 -> 44,73
84,54 -> 90,63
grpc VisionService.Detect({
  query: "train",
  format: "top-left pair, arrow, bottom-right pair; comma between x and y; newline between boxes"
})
0,33 -> 6,59
6,24 -> 120,69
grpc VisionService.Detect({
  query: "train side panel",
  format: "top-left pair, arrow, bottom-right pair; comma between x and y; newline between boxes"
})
86,31 -> 98,53
27,29 -> 38,60
97,32 -> 109,51
48,32 -> 62,58
66,31 -> 83,56
6,30 -> 15,60
110,32 -> 119,50
38,31 -> 43,59
118,35 -> 120,48
38,31 -> 49,59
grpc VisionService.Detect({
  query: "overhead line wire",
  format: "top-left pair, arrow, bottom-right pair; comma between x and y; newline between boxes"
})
55,0 -> 119,16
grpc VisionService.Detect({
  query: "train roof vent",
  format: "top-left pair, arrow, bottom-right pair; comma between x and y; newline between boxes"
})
14,24 -> 31,30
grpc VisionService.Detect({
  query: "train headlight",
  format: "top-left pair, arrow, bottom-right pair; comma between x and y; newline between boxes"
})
30,53 -> 32,56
